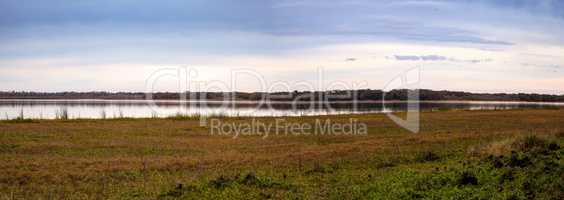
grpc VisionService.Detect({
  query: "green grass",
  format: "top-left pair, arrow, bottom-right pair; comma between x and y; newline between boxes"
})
0,109 -> 563,199
152,135 -> 563,200
356,136 -> 563,200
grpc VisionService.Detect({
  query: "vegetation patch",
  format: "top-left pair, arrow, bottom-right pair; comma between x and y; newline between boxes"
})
156,172 -> 296,199
305,163 -> 336,175
208,172 -> 290,189
1,110 -> 563,199
360,136 -> 563,199
414,151 -> 441,162
0,143 -> 19,153
5,118 -> 35,123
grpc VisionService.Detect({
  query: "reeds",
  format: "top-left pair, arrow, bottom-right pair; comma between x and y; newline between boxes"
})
208,110 -> 230,118
117,108 -> 124,118
111,108 -> 126,119
151,111 -> 159,119
166,112 -> 201,120
6,108 -> 34,123
15,108 -> 25,120
100,110 -> 107,119
55,107 -> 69,120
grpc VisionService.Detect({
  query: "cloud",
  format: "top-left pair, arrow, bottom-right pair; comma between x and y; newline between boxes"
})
392,55 -> 447,61
521,63 -> 562,71
0,0 -> 521,48
393,55 -> 421,61
0,0 -> 563,93
448,58 -> 493,64
478,0 -> 564,19
390,55 -> 493,64
421,55 -> 447,61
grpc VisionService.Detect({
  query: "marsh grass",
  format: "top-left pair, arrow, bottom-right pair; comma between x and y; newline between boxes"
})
414,151 -> 441,162
17,108 -> 23,120
468,134 -> 560,157
166,112 -> 201,120
7,118 -> 35,123
151,111 -> 159,119
165,111 -> 237,120
118,108 -> 124,118
100,110 -> 107,119
208,110 -> 230,118
55,107 -> 69,120
0,109 -> 562,199
0,143 -> 20,153
6,108 -> 34,123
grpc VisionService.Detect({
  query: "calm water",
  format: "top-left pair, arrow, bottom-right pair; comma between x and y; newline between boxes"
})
0,99 -> 563,120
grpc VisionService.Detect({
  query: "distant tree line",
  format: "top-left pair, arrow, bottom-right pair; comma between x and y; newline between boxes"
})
0,89 -> 563,102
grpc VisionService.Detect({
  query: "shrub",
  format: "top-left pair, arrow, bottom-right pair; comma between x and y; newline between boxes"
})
209,175 -> 235,189
457,171 -> 478,186
415,151 -> 440,162
514,135 -> 546,151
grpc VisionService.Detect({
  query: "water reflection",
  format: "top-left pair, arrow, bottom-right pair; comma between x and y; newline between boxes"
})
0,99 -> 562,119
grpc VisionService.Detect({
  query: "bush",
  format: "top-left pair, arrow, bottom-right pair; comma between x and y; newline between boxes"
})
457,171 -> 478,185
415,151 -> 440,162
513,135 -> 545,151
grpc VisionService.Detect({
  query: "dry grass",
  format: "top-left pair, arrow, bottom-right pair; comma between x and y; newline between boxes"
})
0,109 -> 563,199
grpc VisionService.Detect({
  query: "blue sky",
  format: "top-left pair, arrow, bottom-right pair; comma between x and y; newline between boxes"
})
0,0 -> 563,93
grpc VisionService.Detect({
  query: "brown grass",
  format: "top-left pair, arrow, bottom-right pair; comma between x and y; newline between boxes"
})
0,109 -> 563,199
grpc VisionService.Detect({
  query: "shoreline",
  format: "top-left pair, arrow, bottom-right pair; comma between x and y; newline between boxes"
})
1,107 -> 562,122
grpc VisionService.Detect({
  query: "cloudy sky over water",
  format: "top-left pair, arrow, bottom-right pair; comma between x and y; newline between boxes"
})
0,0 -> 563,93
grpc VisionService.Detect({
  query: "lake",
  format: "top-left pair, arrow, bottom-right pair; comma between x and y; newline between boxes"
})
1,99 -> 563,120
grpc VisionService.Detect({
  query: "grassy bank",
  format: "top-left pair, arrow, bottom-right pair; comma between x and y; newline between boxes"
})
0,109 -> 563,199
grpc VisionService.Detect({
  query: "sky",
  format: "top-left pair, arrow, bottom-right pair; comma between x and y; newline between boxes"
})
0,0 -> 563,94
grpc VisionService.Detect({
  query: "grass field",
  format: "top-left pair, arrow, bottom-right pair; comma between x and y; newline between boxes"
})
1,109 -> 563,199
